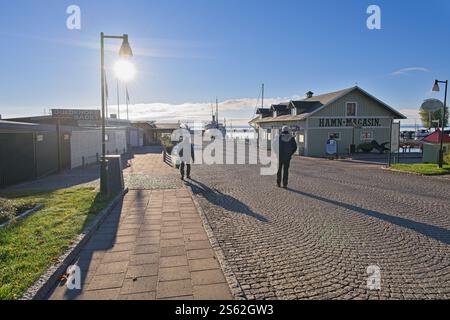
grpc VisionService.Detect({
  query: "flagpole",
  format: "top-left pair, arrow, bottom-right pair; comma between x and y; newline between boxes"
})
104,70 -> 109,125
126,85 -> 129,121
117,79 -> 120,120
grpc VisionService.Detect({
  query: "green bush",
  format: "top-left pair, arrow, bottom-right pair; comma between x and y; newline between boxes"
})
160,135 -> 174,154
0,198 -> 35,224
357,143 -> 374,153
444,153 -> 450,165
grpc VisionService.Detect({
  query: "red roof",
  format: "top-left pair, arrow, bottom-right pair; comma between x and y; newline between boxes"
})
422,129 -> 450,143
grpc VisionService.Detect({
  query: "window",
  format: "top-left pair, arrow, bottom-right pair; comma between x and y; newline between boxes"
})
346,102 -> 357,117
292,108 -> 297,116
360,131 -> 373,141
328,132 -> 341,141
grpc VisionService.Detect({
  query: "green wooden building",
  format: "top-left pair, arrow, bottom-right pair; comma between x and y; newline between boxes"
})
250,86 -> 406,158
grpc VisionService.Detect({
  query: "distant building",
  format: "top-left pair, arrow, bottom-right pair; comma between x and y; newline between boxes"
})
422,129 -> 450,164
250,86 -> 406,157
132,122 -> 181,145
0,110 -> 144,187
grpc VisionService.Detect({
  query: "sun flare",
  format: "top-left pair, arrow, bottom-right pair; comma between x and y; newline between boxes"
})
113,59 -> 136,82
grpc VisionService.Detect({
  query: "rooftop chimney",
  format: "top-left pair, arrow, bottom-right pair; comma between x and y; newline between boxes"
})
306,91 -> 314,99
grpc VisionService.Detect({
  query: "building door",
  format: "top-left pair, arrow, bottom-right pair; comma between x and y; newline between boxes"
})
60,132 -> 71,170
296,132 -> 305,156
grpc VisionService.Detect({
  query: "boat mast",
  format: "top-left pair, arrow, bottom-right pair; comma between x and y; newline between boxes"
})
216,97 -> 219,128
261,83 -> 264,109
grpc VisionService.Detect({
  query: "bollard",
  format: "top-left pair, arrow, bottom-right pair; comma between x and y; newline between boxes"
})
105,155 -> 124,196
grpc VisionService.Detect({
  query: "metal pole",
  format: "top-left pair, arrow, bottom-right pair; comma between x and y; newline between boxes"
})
438,80 -> 448,168
117,79 -> 120,120
429,112 -> 431,130
126,85 -> 129,121
262,83 -> 264,109
56,118 -> 62,173
100,33 -> 107,194
105,69 -> 108,124
388,118 -> 393,167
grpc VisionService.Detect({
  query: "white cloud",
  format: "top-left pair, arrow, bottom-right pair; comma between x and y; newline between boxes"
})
397,108 -> 422,125
102,97 -> 292,123
390,67 -> 430,76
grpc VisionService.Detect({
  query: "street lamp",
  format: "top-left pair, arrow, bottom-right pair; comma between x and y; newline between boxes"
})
432,79 -> 448,168
100,33 -> 133,194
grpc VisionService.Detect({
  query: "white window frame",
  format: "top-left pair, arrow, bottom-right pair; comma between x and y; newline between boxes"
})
360,131 -> 374,141
292,108 -> 297,116
328,132 -> 341,141
346,101 -> 358,117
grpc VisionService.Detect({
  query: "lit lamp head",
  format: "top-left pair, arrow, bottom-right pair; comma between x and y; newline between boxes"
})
119,34 -> 133,58
432,80 -> 440,92
115,34 -> 135,81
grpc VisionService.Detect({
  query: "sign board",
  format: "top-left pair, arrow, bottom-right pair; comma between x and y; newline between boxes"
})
360,131 -> 373,141
52,109 -> 101,121
391,122 -> 400,152
318,118 -> 381,128
421,99 -> 443,112
326,139 -> 337,155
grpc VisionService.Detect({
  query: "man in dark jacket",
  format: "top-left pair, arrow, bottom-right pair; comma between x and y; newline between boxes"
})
277,126 -> 297,188
179,139 -> 195,181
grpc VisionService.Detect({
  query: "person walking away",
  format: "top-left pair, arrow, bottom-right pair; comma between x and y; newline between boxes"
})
179,138 -> 195,181
277,126 -> 297,188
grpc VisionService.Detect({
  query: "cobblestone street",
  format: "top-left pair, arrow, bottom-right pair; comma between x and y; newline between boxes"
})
189,156 -> 450,299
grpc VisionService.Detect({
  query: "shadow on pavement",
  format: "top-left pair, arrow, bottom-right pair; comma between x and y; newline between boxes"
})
56,197 -> 125,300
187,178 -> 269,223
287,188 -> 450,246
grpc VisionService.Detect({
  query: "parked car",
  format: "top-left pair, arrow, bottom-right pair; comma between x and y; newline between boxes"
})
401,131 -> 415,140
415,129 -> 430,141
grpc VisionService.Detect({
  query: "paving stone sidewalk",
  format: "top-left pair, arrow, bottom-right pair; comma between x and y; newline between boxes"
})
48,147 -> 232,300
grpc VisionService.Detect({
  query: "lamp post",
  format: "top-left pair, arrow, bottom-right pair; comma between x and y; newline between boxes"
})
432,79 -> 448,168
100,33 -> 133,194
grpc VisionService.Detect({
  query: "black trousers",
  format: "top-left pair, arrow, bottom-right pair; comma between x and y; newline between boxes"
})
180,162 -> 191,178
277,160 -> 290,187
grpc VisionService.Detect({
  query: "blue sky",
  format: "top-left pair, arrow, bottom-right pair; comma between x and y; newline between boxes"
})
0,0 -> 449,125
